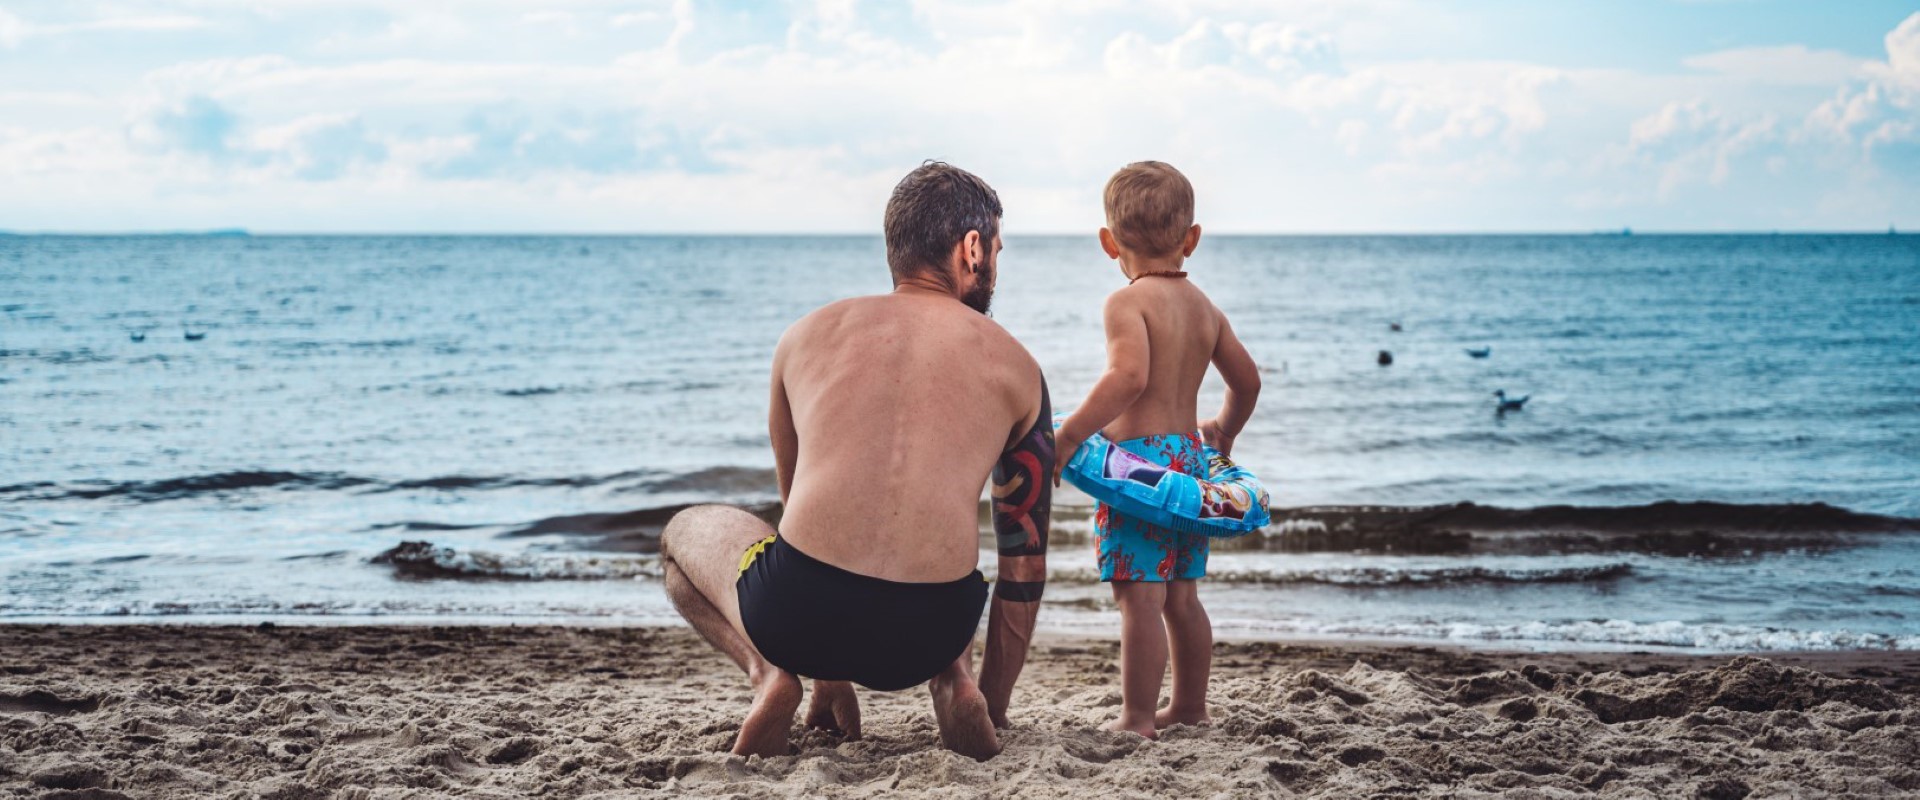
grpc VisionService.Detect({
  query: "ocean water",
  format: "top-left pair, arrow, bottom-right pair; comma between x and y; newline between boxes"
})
3,234 -> 1918,651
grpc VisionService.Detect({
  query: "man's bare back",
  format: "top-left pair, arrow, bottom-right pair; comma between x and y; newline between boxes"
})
772,290 -> 1042,581
657,162 -> 1052,761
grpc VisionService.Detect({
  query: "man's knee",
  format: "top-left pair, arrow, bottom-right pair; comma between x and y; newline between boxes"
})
660,504 -> 726,559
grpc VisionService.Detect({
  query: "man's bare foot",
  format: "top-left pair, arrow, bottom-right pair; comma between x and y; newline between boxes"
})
930,673 -> 1002,761
733,667 -> 801,758
1154,705 -> 1211,729
1102,714 -> 1158,739
804,680 -> 862,739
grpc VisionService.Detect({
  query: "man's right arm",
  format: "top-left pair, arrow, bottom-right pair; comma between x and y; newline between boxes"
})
978,376 -> 1053,728
768,333 -> 799,504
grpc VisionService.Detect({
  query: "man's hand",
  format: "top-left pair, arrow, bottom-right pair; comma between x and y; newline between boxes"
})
1199,417 -> 1234,457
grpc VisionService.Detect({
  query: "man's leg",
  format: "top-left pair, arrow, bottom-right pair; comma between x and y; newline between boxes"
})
804,680 -> 861,739
1157,579 -> 1212,728
1102,580 -> 1167,738
928,643 -> 1001,761
660,505 -> 802,757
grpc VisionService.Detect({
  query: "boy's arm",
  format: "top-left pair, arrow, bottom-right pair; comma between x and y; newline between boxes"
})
1203,311 -> 1260,456
980,376 -> 1053,728
1054,293 -> 1150,482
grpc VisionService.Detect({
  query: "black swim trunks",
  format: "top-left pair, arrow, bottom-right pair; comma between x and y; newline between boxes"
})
736,535 -> 988,692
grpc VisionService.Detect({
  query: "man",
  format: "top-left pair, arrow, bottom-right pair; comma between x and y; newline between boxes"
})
659,161 -> 1054,761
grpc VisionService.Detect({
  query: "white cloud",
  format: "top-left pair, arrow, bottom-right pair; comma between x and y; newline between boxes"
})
0,3 -> 1914,231
0,10 -> 25,48
1806,12 -> 1920,164
0,9 -> 209,47
1683,45 -> 1868,87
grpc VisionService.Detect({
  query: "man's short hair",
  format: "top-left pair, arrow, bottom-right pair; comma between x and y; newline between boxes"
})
884,161 -> 1002,290
1103,161 -> 1195,258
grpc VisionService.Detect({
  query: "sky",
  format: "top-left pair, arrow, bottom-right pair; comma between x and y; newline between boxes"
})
0,0 -> 1916,233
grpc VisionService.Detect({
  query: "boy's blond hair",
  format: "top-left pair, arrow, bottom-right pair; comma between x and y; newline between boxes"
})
1103,161 -> 1195,258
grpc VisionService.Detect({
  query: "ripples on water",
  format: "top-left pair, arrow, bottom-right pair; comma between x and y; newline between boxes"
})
2,234 -> 1917,650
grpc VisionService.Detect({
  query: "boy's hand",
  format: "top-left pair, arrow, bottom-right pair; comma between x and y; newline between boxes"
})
1052,431 -> 1085,486
1199,418 -> 1234,457
1052,429 -> 1082,487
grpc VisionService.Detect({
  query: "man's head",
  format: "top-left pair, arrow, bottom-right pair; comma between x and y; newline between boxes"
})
884,161 -> 1003,314
1101,161 -> 1198,263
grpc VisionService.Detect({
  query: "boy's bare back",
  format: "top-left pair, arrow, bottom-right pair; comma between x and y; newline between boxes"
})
1100,277 -> 1232,442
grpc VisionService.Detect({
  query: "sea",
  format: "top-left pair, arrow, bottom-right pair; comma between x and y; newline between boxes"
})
4,233 -> 1918,652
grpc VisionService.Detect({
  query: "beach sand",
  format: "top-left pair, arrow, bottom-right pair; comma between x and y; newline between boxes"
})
3,626 -> 1917,798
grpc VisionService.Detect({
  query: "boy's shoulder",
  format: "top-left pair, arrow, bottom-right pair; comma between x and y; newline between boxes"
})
1104,278 -> 1223,317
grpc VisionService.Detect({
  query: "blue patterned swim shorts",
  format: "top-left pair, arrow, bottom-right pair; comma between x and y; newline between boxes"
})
1094,431 -> 1210,582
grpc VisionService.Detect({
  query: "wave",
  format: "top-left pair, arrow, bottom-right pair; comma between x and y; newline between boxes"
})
375,471 -> 653,492
366,521 -> 490,532
1041,562 -> 1634,587
1257,501 -> 1918,556
1352,427 -> 1646,455
619,466 -> 778,496
1,465 -> 773,504
0,471 -> 375,503
369,541 -> 660,581
0,348 -> 114,366
503,502 -> 782,553
1198,618 -> 1920,652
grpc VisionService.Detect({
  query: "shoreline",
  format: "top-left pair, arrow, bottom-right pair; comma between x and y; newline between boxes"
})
3,625 -> 1917,797
6,616 -> 1918,658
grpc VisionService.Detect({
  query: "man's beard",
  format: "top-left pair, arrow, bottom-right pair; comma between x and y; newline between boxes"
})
961,259 -> 995,315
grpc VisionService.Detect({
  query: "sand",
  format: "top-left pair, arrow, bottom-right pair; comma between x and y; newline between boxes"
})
3,626 -> 1918,798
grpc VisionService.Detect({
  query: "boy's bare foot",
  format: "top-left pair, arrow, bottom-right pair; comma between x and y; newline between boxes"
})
930,670 -> 1002,761
732,667 -> 801,757
1154,706 -> 1211,729
804,680 -> 861,739
1101,714 -> 1158,739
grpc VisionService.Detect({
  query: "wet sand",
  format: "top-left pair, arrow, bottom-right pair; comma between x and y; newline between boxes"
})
2,625 -> 1918,798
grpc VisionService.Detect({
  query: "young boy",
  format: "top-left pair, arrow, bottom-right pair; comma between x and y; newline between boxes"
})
1054,161 -> 1261,738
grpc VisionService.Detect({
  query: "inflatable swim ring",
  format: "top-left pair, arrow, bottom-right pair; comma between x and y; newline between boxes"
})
1055,418 -> 1272,537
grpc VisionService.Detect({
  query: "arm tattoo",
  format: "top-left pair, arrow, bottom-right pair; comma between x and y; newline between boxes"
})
991,377 -> 1053,601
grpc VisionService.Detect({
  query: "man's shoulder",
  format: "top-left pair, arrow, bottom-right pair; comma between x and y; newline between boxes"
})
778,296 -> 873,347
954,307 -> 1038,376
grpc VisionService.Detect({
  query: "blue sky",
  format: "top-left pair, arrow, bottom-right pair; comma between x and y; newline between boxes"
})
1,1 -> 1916,233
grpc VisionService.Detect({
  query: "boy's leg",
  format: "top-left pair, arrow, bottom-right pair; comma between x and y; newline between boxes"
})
1103,580 -> 1167,738
1158,579 -> 1212,728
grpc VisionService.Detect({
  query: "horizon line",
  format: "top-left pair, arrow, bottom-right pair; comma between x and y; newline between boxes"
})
0,228 -> 1911,237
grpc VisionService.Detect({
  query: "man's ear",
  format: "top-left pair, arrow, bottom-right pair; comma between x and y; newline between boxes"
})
1182,224 -> 1202,257
962,230 -> 983,270
1098,228 -> 1122,260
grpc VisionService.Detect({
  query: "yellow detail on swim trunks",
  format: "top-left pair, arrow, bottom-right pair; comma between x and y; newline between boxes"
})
738,535 -> 776,575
